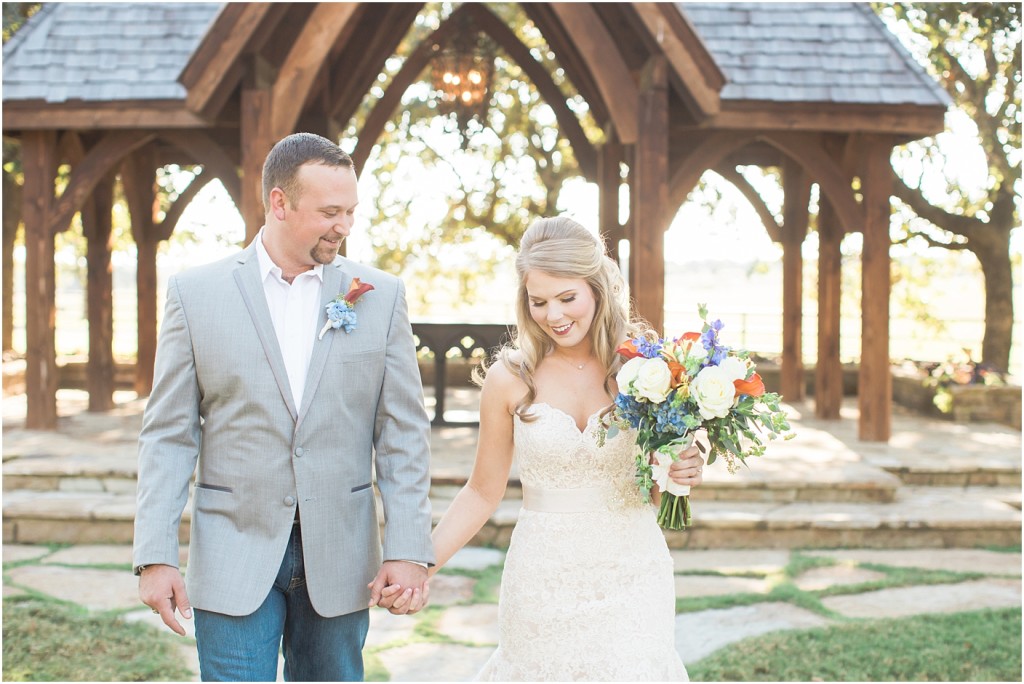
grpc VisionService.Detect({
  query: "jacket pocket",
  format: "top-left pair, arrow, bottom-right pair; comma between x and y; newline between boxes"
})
195,482 -> 233,493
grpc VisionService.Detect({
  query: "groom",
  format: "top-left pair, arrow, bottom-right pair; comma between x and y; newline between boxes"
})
133,133 -> 435,681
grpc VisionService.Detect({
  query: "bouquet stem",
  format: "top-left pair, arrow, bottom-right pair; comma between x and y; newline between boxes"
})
657,492 -> 691,530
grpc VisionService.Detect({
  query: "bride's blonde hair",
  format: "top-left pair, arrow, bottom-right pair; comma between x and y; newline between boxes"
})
483,216 -> 646,420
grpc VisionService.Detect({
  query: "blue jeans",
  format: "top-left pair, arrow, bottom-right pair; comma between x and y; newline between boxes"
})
194,523 -> 369,681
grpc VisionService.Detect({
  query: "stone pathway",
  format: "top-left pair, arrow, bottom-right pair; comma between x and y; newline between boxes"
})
3,543 -> 1019,681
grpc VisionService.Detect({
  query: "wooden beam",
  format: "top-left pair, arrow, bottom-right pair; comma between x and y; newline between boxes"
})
2,166 -> 21,353
159,174 -> 215,241
858,136 -> 894,442
522,4 -> 610,129
329,3 -> 424,126
271,3 -> 360,139
668,131 -> 758,211
160,130 -> 242,208
549,4 -> 638,143
2,103 -> 214,131
714,165 -> 781,242
598,127 -> 623,265
630,56 -> 669,333
181,3 -> 278,119
762,132 -> 864,234
632,3 -> 722,119
707,102 -> 947,139
240,83 -> 274,244
815,197 -> 843,419
61,132 -> 115,411
22,130 -> 59,429
82,174 -> 116,412
780,159 -> 810,402
48,131 -> 155,236
465,4 -> 597,179
120,149 -> 159,397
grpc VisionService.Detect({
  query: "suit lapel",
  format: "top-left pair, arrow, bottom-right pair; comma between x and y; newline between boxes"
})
233,247 -> 299,421
298,261 -> 346,425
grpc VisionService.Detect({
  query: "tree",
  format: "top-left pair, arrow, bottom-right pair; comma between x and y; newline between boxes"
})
878,3 -> 1021,373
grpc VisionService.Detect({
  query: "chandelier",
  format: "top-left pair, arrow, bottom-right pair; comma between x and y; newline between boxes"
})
430,14 -> 497,143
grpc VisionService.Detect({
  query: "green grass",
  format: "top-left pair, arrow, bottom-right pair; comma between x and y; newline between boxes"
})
2,597 -> 193,682
676,554 -> 989,618
689,607 -> 1022,682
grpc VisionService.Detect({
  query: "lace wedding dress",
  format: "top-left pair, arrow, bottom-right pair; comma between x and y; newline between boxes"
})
477,403 -> 688,682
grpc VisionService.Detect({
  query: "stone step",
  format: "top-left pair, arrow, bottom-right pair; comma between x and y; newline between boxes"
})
5,486 -> 1019,549
881,465 -> 1021,487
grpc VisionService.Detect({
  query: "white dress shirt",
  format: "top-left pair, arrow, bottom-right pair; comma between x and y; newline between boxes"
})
255,232 -> 427,571
255,230 -> 324,410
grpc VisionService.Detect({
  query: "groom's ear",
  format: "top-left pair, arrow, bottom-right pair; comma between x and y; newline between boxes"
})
269,187 -> 289,220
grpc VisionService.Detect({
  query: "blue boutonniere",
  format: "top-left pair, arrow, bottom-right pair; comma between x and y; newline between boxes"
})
318,278 -> 375,339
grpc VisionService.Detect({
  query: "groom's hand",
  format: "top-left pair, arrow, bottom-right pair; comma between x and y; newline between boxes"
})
367,561 -> 429,615
139,564 -> 192,636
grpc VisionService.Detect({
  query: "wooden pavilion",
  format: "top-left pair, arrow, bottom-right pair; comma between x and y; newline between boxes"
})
2,2 -> 950,439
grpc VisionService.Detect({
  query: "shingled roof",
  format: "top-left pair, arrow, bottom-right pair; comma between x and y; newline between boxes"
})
2,2 -> 221,103
2,2 -> 950,109
680,2 -> 951,107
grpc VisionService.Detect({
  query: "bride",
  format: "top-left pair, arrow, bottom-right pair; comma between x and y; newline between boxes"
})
427,216 -> 703,681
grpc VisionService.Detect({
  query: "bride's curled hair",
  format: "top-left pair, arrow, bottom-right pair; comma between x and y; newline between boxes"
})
482,216 -> 646,419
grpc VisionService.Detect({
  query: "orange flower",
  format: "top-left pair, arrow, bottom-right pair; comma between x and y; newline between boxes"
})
667,360 -> 687,385
734,373 -> 765,397
616,339 -> 643,359
344,278 -> 375,304
681,332 -> 701,342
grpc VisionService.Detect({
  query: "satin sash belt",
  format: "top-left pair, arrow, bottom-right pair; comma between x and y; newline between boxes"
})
522,485 -> 606,513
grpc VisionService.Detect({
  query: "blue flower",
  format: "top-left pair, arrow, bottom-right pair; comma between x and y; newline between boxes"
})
614,393 -> 646,429
651,395 -> 698,436
637,337 -> 664,358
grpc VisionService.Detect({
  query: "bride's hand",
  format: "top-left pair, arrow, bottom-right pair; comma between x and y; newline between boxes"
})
668,445 -> 704,486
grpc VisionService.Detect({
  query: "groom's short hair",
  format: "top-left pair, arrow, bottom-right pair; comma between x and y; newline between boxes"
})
262,132 -> 355,212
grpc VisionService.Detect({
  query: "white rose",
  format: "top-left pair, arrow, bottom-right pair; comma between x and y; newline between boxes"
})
717,356 -> 748,383
691,365 -> 737,419
633,358 -> 673,403
616,357 -> 647,396
686,343 -> 709,365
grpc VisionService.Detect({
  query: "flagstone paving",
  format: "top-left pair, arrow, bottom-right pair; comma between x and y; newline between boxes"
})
3,391 -> 1022,679
4,544 -> 1020,681
821,578 -> 1022,619
677,602 -> 833,663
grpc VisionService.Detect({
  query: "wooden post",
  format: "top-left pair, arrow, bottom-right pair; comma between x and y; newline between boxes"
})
121,151 -> 158,397
781,160 -> 809,401
22,131 -> 59,429
858,137 -> 893,441
241,59 -> 276,245
3,167 -> 21,353
815,198 -> 843,419
630,56 -> 669,333
599,127 -> 623,264
82,174 -> 116,411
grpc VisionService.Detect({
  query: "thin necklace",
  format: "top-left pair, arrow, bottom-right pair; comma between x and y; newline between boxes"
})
555,353 -> 590,371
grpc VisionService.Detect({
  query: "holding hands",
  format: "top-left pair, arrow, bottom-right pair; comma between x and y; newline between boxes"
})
368,561 -> 430,615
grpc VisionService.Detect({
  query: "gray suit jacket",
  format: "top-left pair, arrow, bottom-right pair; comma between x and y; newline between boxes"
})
133,244 -> 434,617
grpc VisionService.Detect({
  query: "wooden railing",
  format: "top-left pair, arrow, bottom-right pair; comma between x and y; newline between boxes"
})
411,322 -> 514,426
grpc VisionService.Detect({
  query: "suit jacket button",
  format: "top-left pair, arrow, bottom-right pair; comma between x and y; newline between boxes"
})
294,447 -> 304,458
284,496 -> 296,507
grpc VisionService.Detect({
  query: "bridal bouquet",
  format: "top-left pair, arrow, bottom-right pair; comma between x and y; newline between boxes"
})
600,304 -> 793,530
